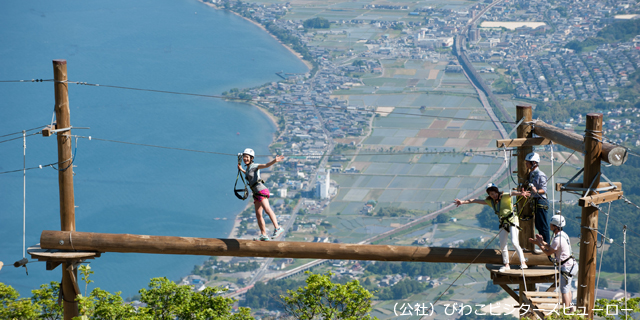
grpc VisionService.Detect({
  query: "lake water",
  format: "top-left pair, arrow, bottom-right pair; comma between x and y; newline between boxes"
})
0,0 -> 307,298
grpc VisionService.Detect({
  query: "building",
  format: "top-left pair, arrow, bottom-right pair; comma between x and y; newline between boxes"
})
315,169 -> 330,199
469,27 -> 479,42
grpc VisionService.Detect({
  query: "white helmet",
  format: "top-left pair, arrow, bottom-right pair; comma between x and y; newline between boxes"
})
550,215 -> 566,228
525,152 -> 540,163
486,183 -> 499,193
242,148 -> 255,158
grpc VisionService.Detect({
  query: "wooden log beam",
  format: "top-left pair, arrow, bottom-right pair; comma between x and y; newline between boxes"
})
578,191 -> 624,207
496,137 -> 551,148
531,120 -> 627,166
40,230 -> 553,266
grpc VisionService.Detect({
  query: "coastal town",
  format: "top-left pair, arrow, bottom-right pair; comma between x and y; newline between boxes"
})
4,0 -> 640,318
175,0 -> 640,317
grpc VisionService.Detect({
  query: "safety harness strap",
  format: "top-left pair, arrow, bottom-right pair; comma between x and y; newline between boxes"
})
234,154 -> 249,200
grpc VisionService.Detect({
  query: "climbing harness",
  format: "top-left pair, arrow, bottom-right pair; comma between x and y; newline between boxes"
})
234,154 -> 249,201
490,195 -> 521,232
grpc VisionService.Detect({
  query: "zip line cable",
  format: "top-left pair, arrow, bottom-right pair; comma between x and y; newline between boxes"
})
0,126 -> 44,138
0,132 -> 40,145
564,216 -> 640,260
57,80 -> 516,124
0,78 -> 516,123
0,79 -> 53,83
71,134 -> 515,158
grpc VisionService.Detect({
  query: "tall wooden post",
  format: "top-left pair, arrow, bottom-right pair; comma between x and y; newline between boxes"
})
577,113 -> 602,317
516,105 -> 534,252
53,59 -> 78,320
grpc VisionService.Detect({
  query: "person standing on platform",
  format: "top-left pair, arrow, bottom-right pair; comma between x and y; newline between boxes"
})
454,183 -> 530,272
526,152 -> 550,253
238,148 -> 285,241
529,215 -> 577,309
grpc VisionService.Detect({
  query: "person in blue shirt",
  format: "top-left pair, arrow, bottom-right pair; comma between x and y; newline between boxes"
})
526,152 -> 550,249
238,148 -> 285,241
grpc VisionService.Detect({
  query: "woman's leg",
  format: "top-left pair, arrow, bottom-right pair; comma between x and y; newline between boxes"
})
260,198 -> 280,229
255,202 -> 267,235
510,226 -> 527,266
499,228 -> 509,265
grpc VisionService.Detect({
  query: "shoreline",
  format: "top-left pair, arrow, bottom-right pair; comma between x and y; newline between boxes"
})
196,1 -> 299,240
199,0 -> 313,70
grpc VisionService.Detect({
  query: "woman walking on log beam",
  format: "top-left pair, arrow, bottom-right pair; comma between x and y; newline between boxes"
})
454,184 -> 530,272
238,148 -> 285,241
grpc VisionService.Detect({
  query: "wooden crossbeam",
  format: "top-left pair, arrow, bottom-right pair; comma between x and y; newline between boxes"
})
556,182 -> 621,192
579,191 -> 624,207
496,137 -> 551,148
532,120 -> 628,166
39,231 -> 554,266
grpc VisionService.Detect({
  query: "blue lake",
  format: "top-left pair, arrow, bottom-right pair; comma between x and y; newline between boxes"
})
0,0 -> 307,298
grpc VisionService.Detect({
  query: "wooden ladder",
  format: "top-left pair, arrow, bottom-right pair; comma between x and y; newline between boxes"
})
523,291 -> 564,318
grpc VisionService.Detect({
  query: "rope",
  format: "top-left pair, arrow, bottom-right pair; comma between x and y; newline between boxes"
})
22,131 -> 26,260
623,225 -> 628,319
595,202 -> 611,300
420,231 -> 500,319
551,142 -> 555,214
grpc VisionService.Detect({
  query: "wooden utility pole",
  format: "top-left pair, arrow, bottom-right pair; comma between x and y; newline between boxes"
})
516,105 -> 535,252
39,230 -> 553,266
577,113 -> 603,317
53,59 -> 78,320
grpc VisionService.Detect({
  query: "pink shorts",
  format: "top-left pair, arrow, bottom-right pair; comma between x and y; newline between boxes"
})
253,188 -> 270,204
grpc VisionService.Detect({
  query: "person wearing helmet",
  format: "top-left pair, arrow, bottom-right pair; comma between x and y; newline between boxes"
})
454,183 -> 531,272
238,148 -> 286,241
529,215 -> 576,309
526,152 -> 550,250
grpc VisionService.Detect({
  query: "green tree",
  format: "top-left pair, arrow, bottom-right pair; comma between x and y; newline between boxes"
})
435,212 -> 450,224
593,297 -> 640,320
0,282 -> 40,320
281,272 -> 376,320
303,17 -> 330,29
31,281 -> 63,320
625,276 -> 640,293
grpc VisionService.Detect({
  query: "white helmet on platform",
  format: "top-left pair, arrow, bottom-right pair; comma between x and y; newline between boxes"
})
486,183 -> 499,193
242,148 -> 255,158
525,152 -> 540,163
550,215 -> 566,228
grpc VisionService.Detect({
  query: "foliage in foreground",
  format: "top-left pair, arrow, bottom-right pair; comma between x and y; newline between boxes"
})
0,266 -> 252,320
281,272 -> 376,320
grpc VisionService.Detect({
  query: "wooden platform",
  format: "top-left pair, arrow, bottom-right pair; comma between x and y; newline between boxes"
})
486,264 -> 559,285
486,264 -> 562,319
28,244 -> 100,270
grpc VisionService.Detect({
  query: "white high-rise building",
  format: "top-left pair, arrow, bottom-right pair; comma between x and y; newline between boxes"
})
315,169 -> 330,199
